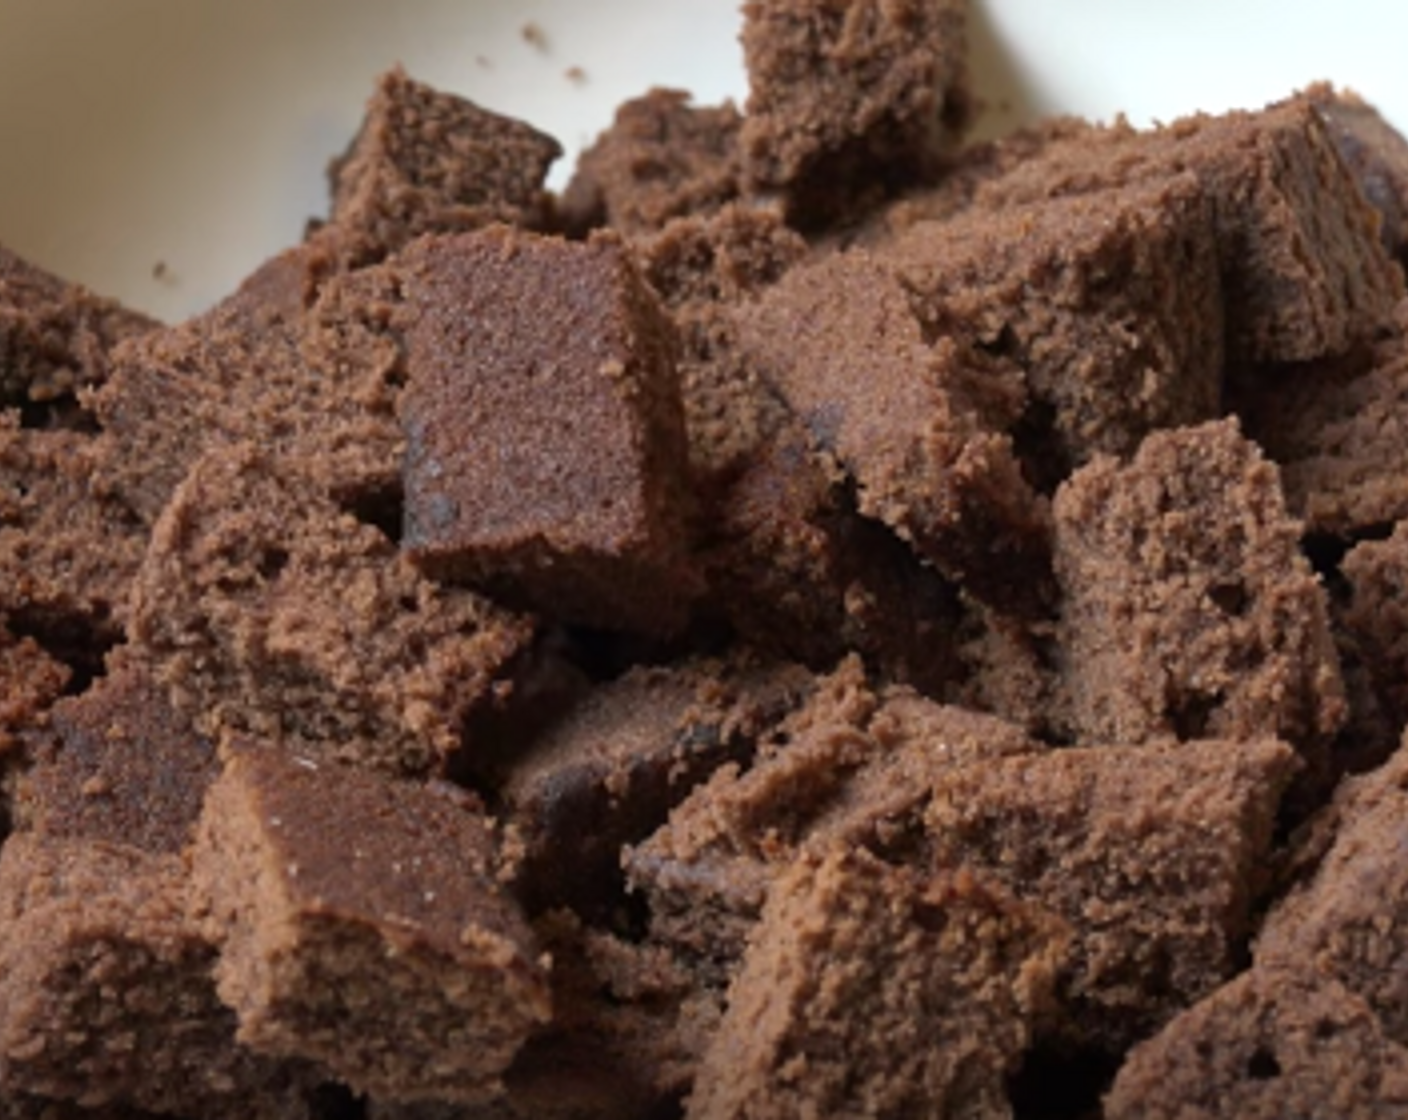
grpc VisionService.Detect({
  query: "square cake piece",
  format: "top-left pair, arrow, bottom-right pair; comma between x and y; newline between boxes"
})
190,746 -> 550,1104
90,244 -> 405,526
736,249 -> 1054,614
925,737 -> 1300,1049
399,227 -> 699,636
560,89 -> 743,236
882,172 -> 1225,476
1053,418 -> 1345,774
125,443 -> 532,777
1105,969 -> 1408,1119
325,66 -> 562,267
0,244 -> 156,407
739,0 -> 969,223
0,836 -> 317,1120
686,848 -> 1067,1120
978,96 -> 1404,365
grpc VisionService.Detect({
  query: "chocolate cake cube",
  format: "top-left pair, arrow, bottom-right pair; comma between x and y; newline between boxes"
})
0,244 -> 156,407
1,414 -> 146,643
1256,738 -> 1408,1046
627,660 -> 1042,971
1340,524 -> 1408,735
0,835 -> 315,1119
1105,969 -> 1408,1119
18,666 -> 216,853
91,244 -> 405,526
686,848 -> 1067,1120
499,656 -> 813,918
326,67 -> 562,267
1053,419 -> 1345,768
191,746 -> 550,1104
978,96 -> 1404,365
736,249 -> 1054,613
399,227 -> 699,636
883,172 -> 1225,474
1307,83 -> 1408,264
560,89 -> 743,237
924,737 -> 1301,1049
739,0 -> 969,223
125,443 -> 531,777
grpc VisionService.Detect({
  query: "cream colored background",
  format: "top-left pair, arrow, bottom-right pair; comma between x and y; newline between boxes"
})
0,0 -> 1400,322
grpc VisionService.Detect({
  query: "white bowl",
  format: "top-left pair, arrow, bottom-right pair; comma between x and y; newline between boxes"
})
0,0 -> 1402,322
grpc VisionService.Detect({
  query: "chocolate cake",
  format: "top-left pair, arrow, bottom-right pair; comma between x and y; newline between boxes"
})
1233,300 -> 1408,538
925,736 -> 1300,1049
736,248 -> 1052,613
191,746 -> 550,1104
686,848 -> 1067,1120
561,90 -> 743,237
5,7 -> 1408,1115
739,0 -> 969,223
881,172 -> 1224,477
1105,968 -> 1408,1118
0,245 -> 156,408
124,443 -> 532,777
976,95 -> 1404,365
398,226 -> 700,636
1053,419 -> 1345,773
325,66 -> 562,268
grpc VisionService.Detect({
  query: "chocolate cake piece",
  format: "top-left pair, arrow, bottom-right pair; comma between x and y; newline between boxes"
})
125,443 -> 531,777
881,172 -> 1224,475
326,66 -> 562,267
1307,83 -> 1408,263
498,655 -> 813,918
1104,969 -> 1408,1119
0,1092 -> 169,1119
1053,419 -> 1345,772
739,0 -> 969,225
736,248 -> 1053,614
0,835 -> 316,1119
398,227 -> 699,636
626,660 -> 1042,972
977,96 -> 1404,365
0,414 -> 146,645
1340,524 -> 1408,734
0,244 -> 156,408
190,746 -> 550,1104
686,848 -> 1067,1120
0,624 -> 68,757
925,737 -> 1300,1050
90,242 -> 404,526
637,202 -> 805,315
17,666 -> 216,853
560,89 -> 743,237
1256,739 -> 1408,1046
1233,302 -> 1408,537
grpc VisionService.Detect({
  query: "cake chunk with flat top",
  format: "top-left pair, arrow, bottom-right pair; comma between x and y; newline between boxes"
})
400,227 -> 699,636
190,745 -> 550,1105
325,66 -> 562,267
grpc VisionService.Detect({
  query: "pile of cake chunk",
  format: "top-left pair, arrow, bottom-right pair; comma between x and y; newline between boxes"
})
6,1 -> 1408,1117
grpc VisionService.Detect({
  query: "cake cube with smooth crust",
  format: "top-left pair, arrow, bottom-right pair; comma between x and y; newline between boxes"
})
399,227 -> 699,636
191,746 -> 550,1105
